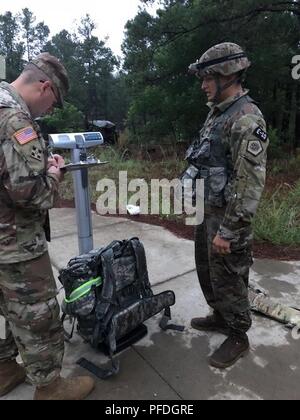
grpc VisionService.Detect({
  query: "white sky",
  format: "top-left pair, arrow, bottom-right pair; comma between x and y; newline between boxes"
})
0,0 -> 157,57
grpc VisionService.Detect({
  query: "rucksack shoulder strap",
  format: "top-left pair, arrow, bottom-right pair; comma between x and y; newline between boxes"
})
130,238 -> 153,298
92,247 -> 117,347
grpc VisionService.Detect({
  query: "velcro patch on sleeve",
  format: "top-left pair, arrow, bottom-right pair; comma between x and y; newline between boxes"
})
247,140 -> 263,157
253,127 -> 268,142
14,126 -> 38,145
30,145 -> 43,162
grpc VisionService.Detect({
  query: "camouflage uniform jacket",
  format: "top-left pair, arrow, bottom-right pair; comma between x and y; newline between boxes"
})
187,90 -> 268,241
0,82 -> 60,263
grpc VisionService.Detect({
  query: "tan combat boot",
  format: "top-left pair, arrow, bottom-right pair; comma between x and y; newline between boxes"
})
0,360 -> 27,397
34,376 -> 95,400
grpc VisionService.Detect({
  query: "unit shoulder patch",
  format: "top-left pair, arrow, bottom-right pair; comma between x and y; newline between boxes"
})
253,126 -> 268,142
14,126 -> 38,145
247,140 -> 263,157
30,145 -> 43,162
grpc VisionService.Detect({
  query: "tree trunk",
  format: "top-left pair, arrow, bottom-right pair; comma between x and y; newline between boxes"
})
288,84 -> 298,150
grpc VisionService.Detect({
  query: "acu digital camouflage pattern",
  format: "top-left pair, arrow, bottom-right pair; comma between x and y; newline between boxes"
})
0,252 -> 64,386
59,249 -> 103,318
187,89 -> 268,336
59,239 -> 175,350
111,291 -> 175,340
0,82 -> 60,264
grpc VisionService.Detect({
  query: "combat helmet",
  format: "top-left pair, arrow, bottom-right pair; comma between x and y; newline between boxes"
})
189,42 -> 251,77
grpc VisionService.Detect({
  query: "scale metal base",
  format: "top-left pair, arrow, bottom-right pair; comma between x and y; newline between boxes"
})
61,160 -> 109,172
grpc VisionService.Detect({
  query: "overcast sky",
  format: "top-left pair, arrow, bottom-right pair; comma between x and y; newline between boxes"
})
0,0 -> 157,57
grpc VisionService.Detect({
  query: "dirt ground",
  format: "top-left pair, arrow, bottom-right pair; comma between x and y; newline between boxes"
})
57,198 -> 300,262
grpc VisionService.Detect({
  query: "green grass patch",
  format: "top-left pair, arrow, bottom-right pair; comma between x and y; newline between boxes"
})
254,182 -> 300,246
59,147 -> 186,217
59,149 -> 300,247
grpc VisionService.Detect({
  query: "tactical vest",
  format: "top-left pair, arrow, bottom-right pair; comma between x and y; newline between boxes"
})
185,95 -> 256,208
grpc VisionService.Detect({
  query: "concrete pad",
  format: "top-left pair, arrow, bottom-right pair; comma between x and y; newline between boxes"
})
1,209 -> 300,400
1,261 -> 300,400
55,261 -> 300,401
49,208 -> 128,239
133,270 -> 300,401
48,209 -> 195,286
64,340 -> 181,401
0,335 -> 180,401
251,259 -> 300,307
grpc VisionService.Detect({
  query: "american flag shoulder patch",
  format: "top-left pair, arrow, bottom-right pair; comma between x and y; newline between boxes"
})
14,126 -> 38,145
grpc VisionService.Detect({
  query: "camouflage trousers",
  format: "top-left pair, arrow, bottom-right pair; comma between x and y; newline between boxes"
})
195,212 -> 253,336
0,252 -> 64,386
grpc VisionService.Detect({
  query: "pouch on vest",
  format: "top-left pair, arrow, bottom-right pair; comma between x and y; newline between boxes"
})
179,164 -> 199,205
179,164 -> 209,209
186,137 -> 211,163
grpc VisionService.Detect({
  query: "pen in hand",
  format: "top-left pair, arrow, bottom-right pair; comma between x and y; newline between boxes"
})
48,153 -> 65,169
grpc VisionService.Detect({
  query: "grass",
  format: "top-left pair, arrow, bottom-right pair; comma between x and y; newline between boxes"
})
59,147 -> 186,218
59,149 -> 300,247
254,182 -> 300,246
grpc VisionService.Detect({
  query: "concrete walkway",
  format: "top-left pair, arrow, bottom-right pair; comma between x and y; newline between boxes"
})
1,208 -> 300,400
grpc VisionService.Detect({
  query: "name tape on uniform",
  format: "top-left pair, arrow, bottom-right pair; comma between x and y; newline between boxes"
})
253,127 -> 268,142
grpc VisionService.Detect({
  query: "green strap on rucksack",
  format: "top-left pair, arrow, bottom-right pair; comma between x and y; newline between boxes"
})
65,277 -> 103,304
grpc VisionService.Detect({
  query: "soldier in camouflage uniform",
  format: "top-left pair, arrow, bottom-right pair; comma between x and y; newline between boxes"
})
186,43 -> 269,368
0,53 -> 95,399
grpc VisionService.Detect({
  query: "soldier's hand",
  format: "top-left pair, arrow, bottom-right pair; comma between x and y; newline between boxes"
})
47,157 -> 58,169
48,165 -> 65,182
47,154 -> 65,169
53,154 -> 65,168
213,235 -> 231,255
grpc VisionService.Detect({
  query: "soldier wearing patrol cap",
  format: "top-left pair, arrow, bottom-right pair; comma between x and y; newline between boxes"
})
0,53 -> 95,399
186,43 -> 269,368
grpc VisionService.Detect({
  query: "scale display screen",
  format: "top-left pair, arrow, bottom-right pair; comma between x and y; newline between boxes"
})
84,133 -> 103,142
49,132 -> 104,149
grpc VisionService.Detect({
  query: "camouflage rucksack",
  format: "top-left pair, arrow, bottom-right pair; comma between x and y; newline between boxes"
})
59,238 -> 182,379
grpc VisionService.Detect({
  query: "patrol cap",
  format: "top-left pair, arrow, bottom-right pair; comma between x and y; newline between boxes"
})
29,53 -> 69,108
189,42 -> 251,77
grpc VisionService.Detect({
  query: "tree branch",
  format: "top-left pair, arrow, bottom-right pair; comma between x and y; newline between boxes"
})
157,1 -> 300,48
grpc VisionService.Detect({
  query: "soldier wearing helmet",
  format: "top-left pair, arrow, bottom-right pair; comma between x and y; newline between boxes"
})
186,43 -> 269,369
189,42 -> 251,103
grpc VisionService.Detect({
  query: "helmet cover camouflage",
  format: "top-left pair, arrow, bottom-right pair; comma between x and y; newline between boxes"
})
189,42 -> 251,77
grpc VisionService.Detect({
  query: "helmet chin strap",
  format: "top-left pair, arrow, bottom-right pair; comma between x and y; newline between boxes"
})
212,73 -> 239,104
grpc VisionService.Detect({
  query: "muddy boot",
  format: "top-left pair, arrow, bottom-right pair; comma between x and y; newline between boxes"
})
0,360 -> 27,397
33,376 -> 95,400
191,312 -> 230,335
209,334 -> 250,369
